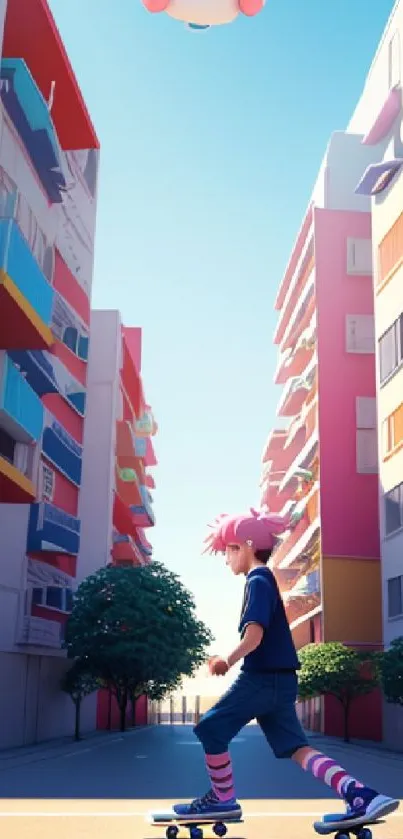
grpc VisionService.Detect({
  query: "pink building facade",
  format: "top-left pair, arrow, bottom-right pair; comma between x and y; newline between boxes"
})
261,132 -> 383,740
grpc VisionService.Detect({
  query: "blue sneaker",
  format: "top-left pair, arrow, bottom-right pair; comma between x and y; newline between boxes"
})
173,789 -> 242,821
343,783 -> 399,824
315,785 -> 399,834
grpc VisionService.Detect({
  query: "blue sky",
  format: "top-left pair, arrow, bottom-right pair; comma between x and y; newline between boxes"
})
50,0 -> 393,668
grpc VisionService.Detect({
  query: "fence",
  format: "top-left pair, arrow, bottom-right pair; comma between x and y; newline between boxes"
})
148,695 -> 219,725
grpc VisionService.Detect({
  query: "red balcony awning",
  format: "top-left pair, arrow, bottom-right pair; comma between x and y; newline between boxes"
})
2,0 -> 99,150
113,492 -> 136,539
115,467 -> 142,508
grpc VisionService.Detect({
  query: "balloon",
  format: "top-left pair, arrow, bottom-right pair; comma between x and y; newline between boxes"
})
141,0 -> 265,29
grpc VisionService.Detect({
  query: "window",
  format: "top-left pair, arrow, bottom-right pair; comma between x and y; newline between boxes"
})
384,482 -> 403,535
378,211 -> 403,284
388,575 -> 403,619
346,314 -> 375,354
388,32 -> 401,89
356,397 -> 377,429
28,586 -> 73,613
0,427 -> 15,464
356,396 -> 377,474
347,238 -> 372,275
379,315 -> 403,383
382,403 -> 403,457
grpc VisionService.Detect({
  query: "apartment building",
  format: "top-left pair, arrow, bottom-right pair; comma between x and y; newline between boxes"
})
260,131 -> 383,740
0,0 -> 100,748
348,0 -> 403,748
79,310 -> 158,729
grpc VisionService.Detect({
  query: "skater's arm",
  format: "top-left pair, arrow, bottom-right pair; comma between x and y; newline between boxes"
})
226,623 -> 264,668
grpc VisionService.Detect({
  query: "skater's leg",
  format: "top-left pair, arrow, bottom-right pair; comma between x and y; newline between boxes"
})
292,746 -> 363,796
292,745 -> 399,822
173,672 -> 267,819
257,674 -> 399,826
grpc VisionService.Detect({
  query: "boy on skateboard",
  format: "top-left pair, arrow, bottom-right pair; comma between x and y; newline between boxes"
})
170,509 -> 399,829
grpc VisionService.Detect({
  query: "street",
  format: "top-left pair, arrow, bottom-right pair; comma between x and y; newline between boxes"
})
0,725 -> 402,839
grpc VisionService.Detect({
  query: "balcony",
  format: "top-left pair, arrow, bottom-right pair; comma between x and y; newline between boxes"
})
145,437 -> 158,467
260,468 -> 293,513
42,411 -> 82,486
0,352 -> 43,442
116,420 -> 146,482
284,570 -> 321,626
112,534 -> 144,566
274,513 -> 320,571
275,319 -> 316,385
0,58 -> 66,203
115,466 -> 142,507
9,350 -> 57,397
262,429 -> 288,464
8,350 -> 86,415
0,220 -> 54,350
275,249 -> 315,347
27,502 -> 80,555
131,484 -> 155,528
51,290 -> 90,361
279,427 -> 319,493
134,436 -> 147,458
284,569 -> 320,604
0,453 -> 36,503
277,361 -> 316,419
135,527 -> 153,559
282,279 -> 316,353
286,394 -> 317,449
17,615 -> 63,649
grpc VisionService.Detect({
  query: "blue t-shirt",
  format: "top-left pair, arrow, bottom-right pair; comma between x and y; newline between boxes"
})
239,566 -> 300,672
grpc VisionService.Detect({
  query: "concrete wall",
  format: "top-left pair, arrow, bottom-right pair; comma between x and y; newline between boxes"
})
78,310 -> 121,582
348,1 -> 403,136
0,652 -> 96,749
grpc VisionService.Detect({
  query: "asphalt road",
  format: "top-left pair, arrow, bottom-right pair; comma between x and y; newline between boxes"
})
0,725 -> 402,839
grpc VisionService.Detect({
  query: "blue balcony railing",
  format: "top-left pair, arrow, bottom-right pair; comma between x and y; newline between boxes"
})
42,413 -> 82,486
0,59 -> 66,204
0,219 -> 54,324
27,503 -> 80,555
0,352 -> 43,442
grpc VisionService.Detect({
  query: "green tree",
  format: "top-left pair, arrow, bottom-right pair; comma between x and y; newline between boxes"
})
64,562 -> 213,732
61,660 -> 99,741
378,637 -> 403,706
298,642 -> 379,743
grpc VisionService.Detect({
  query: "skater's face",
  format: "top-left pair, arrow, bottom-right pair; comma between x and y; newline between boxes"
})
225,542 -> 255,575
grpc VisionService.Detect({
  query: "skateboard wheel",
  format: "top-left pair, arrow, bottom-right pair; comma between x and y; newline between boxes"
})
335,833 -> 350,839
357,831 -> 372,839
166,828 -> 179,839
213,823 -> 227,837
190,828 -> 203,839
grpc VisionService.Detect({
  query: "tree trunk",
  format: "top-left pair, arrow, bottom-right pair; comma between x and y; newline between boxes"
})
343,699 -> 350,743
74,699 -> 81,741
131,694 -> 136,727
107,688 -> 112,731
118,688 -> 128,732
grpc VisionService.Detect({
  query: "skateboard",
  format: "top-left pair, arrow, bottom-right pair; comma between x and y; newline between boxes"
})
149,813 -> 244,839
314,816 -> 385,839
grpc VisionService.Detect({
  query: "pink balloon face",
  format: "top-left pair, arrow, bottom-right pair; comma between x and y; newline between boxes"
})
141,0 -> 265,25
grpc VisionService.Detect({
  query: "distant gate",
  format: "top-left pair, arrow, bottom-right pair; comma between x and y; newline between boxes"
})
148,695 -> 220,725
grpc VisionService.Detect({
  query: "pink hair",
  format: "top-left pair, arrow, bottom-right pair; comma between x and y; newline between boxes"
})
204,508 -> 290,554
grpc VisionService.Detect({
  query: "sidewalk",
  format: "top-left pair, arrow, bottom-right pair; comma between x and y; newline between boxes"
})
0,726 -> 148,772
307,731 -> 403,762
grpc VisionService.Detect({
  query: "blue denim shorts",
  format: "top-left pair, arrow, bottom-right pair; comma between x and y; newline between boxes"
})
194,670 -> 308,758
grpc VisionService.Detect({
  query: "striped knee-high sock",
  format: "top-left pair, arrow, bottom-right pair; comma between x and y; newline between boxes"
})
205,752 -> 236,801
299,749 -> 363,798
